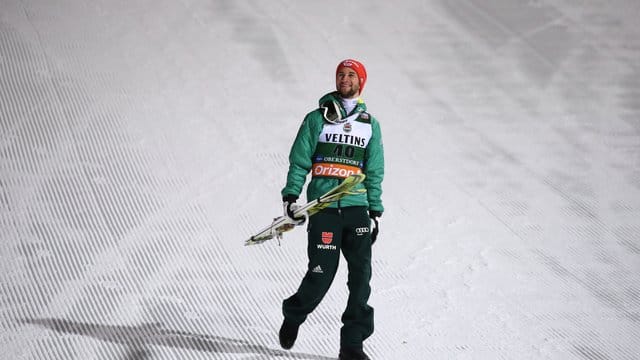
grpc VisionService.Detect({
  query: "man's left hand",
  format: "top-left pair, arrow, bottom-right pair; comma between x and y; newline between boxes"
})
369,211 -> 382,245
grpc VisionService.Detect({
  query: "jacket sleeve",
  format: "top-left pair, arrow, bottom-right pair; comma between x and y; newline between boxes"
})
281,112 -> 318,199
364,117 -> 384,213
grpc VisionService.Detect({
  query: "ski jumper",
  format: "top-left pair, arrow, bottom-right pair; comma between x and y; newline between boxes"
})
281,91 -> 384,349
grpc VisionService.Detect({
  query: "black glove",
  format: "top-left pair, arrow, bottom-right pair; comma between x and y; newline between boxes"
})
283,195 -> 306,225
369,210 -> 382,244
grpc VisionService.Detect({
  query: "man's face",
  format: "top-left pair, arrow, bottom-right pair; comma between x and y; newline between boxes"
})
336,67 -> 360,98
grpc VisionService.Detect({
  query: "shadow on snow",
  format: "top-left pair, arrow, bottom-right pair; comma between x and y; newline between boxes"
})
25,317 -> 335,360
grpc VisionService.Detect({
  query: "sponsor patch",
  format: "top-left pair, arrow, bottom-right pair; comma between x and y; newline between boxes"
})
321,231 -> 334,244
323,133 -> 366,147
312,163 -> 362,178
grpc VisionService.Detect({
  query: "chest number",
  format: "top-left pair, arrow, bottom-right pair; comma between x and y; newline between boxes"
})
333,144 -> 356,158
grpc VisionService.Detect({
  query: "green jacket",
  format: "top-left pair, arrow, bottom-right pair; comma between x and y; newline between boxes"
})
282,92 -> 384,213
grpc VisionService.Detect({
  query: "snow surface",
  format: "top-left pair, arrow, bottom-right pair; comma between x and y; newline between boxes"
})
1,0 -> 639,359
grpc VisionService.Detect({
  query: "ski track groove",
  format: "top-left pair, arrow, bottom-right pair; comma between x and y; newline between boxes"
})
1,8 -> 182,357
398,3 -> 639,358
202,222 -> 295,356
0,22 -> 107,335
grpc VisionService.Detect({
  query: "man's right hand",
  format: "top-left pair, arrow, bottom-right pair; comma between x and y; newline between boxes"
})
283,195 -> 306,225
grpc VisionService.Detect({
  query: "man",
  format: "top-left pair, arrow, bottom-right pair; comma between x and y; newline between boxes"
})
278,59 -> 384,360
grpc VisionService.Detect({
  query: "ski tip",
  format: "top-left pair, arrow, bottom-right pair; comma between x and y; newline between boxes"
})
245,239 -> 260,246
245,236 -> 260,246
245,234 -> 272,246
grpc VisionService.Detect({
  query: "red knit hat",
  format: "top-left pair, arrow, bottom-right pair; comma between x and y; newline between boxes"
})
336,59 -> 367,94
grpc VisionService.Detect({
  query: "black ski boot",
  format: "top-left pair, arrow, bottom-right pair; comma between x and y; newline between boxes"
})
339,346 -> 371,360
278,319 -> 299,350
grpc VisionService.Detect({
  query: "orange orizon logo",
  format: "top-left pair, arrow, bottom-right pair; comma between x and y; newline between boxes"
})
312,163 -> 361,178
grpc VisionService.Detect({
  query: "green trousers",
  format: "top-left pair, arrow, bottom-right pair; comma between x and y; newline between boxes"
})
282,206 -> 374,348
